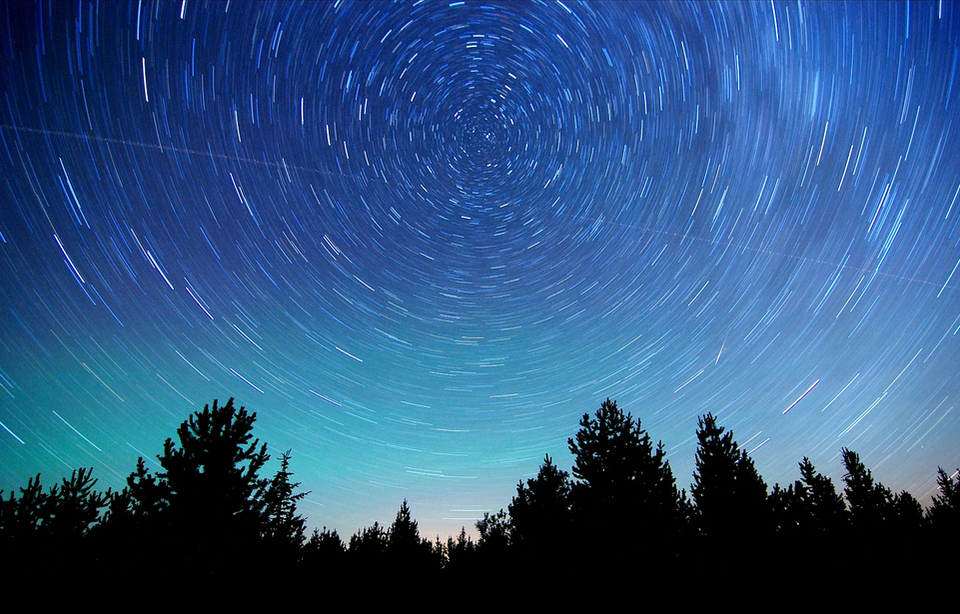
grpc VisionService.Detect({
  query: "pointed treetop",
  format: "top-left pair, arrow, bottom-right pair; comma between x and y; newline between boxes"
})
568,398 -> 657,489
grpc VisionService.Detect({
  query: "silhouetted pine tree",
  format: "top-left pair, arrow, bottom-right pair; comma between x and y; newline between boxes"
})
387,499 -> 438,573
348,520 -> 388,569
300,526 -> 346,578
445,526 -> 476,574
0,469 -> 107,541
305,526 -> 345,556
95,455 -> 172,568
797,457 -> 847,535
100,398 -> 307,577
929,467 -> 959,526
388,499 -> 419,551
769,481 -> 803,537
262,450 -> 308,559
0,468 -> 112,579
508,454 -> 571,559
769,457 -> 849,574
841,447 -> 893,533
0,474 -> 48,546
890,489 -> 924,534
772,457 -> 846,536
567,398 -> 685,561
691,413 -> 769,548
928,467 -> 960,555
841,448 -> 934,581
475,509 -> 511,554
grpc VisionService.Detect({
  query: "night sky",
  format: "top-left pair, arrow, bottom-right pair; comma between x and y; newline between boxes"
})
1,1 -> 959,540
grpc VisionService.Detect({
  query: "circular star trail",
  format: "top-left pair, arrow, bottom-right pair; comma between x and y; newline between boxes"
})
1,1 -> 958,539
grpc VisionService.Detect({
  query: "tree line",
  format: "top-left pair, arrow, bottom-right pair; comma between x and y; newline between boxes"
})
2,397 -> 957,592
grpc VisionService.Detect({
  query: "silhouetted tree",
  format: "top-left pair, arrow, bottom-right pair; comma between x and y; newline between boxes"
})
431,534 -> 447,568
691,413 -> 769,546
928,467 -> 959,548
508,454 -> 571,556
1,468 -> 108,540
108,398 -> 306,575
929,467 -> 959,526
97,483 -> 136,535
161,398 -> 269,530
305,526 -> 345,556
890,489 -> 924,531
348,521 -> 388,566
0,468 -> 112,577
769,481 -> 803,537
772,457 -> 847,537
769,457 -> 849,574
125,456 -> 169,521
445,526 -> 476,573
301,526 -> 346,575
1,474 -> 46,543
45,469 -> 110,540
475,508 -> 511,553
840,447 -> 931,577
262,450 -> 308,557
387,499 -> 437,572
797,457 -> 847,535
93,456 -> 171,568
841,447 -> 893,532
567,398 -> 684,557
4,399 -> 318,586
388,499 -> 420,551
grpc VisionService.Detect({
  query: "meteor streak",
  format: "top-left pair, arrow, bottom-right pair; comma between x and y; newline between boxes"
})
782,379 -> 821,415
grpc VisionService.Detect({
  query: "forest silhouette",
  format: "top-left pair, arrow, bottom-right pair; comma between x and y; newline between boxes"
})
2,397 -> 957,597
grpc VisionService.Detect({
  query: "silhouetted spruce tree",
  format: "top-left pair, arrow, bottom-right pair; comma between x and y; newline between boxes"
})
388,499 -> 419,551
262,450 -> 308,558
431,534 -> 447,568
508,454 -> 571,559
0,469 -> 110,563
567,398 -> 685,567
772,457 -> 846,537
305,526 -> 345,556
387,499 -> 437,572
0,474 -> 48,546
841,447 -> 893,533
445,526 -> 476,574
108,398 -> 306,575
94,456 -> 170,567
841,447 -> 930,575
928,467 -> 959,548
348,521 -> 388,569
769,457 -> 849,573
929,467 -> 959,524
890,489 -> 924,533
797,457 -> 847,535
300,526 -> 346,577
475,508 -> 511,559
691,413 -> 769,548
0,468 -> 118,583
769,481 -> 803,537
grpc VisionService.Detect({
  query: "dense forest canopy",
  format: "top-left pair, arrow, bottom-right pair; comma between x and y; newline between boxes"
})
2,397 -> 956,590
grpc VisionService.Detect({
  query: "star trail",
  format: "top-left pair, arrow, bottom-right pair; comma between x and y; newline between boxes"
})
1,1 -> 958,540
